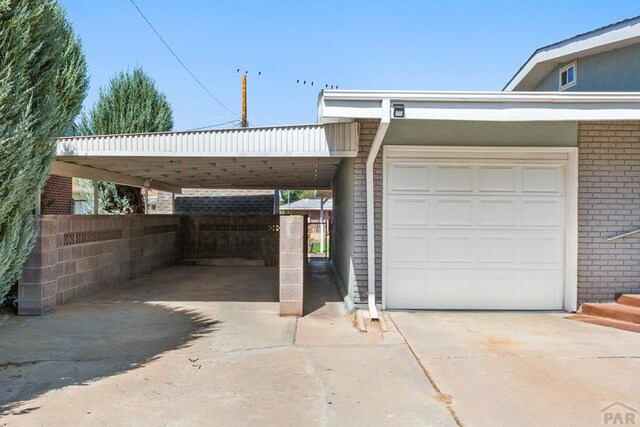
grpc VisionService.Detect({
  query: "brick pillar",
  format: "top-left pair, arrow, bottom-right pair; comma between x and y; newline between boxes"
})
279,215 -> 304,316
18,218 -> 59,315
41,175 -> 73,215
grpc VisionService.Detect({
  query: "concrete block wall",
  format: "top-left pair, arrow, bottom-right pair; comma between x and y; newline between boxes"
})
578,121 -> 640,303
352,119 -> 383,304
181,215 -> 279,266
279,215 -> 305,316
41,175 -> 72,215
19,215 -> 181,315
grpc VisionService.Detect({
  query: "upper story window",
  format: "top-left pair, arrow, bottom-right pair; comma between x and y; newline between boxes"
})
559,61 -> 577,90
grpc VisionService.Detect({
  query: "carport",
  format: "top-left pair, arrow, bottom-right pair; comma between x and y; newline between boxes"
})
19,123 -> 358,315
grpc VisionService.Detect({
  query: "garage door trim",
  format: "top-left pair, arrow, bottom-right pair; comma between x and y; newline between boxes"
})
382,146 -> 578,311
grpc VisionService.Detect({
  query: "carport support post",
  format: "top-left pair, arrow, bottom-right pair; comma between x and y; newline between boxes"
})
279,215 -> 304,316
92,180 -> 99,215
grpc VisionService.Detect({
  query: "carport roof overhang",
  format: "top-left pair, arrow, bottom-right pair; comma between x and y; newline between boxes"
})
54,122 -> 359,193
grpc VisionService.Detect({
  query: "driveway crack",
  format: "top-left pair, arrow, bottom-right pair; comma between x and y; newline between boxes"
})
386,314 -> 464,427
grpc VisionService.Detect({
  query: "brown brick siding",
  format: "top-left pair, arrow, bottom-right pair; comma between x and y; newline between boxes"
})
41,175 -> 72,215
578,121 -> 640,303
353,119 -> 383,304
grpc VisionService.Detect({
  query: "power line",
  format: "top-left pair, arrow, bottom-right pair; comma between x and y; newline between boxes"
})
129,0 -> 242,121
185,120 -> 239,131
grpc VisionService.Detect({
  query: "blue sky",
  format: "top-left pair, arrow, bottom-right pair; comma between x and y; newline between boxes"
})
59,1 -> 640,131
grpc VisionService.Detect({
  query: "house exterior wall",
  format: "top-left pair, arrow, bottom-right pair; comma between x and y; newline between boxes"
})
41,175 -> 72,215
331,158 -> 355,299
533,44 -> 640,92
577,121 -> 640,303
353,119 -> 383,304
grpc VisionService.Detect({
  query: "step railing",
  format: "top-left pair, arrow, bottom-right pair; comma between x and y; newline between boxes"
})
606,228 -> 640,242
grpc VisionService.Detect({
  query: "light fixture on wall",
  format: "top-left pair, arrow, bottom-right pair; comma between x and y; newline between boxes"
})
393,104 -> 405,118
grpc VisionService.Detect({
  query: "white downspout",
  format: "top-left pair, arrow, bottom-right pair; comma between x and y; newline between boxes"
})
366,99 -> 390,321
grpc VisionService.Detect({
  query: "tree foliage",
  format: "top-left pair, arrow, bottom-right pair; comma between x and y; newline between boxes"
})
0,0 -> 88,302
77,67 -> 173,214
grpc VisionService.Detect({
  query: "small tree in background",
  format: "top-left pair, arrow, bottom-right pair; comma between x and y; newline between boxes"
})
77,67 -> 173,214
0,0 -> 88,302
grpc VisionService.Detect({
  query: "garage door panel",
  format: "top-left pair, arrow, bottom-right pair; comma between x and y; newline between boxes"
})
478,200 -> 517,227
478,166 -> 517,192
434,199 -> 473,226
478,236 -> 519,264
385,156 -> 566,310
522,236 -> 562,265
521,273 -> 564,308
388,196 -> 429,226
522,199 -> 564,228
434,165 -> 473,192
389,163 -> 430,192
386,269 -> 429,308
434,236 -> 474,263
431,274 -> 477,306
522,166 -> 564,194
389,234 -> 429,264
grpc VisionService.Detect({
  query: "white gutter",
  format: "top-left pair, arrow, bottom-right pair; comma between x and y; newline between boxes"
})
366,99 -> 390,321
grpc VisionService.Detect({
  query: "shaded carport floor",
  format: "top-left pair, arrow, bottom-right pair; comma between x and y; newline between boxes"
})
0,263 -> 454,426
389,311 -> 640,427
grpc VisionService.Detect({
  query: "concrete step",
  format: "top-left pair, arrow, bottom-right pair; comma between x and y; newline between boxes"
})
567,314 -> 640,333
581,302 -> 640,324
616,293 -> 640,309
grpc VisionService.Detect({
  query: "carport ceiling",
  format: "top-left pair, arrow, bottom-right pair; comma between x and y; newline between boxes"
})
56,156 -> 342,190
53,123 -> 358,192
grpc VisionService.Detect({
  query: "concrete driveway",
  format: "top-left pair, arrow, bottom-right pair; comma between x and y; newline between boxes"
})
389,311 -> 640,427
0,262 -> 454,426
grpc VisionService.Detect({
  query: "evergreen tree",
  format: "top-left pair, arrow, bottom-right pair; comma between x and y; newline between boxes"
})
0,0 -> 88,302
77,68 -> 173,214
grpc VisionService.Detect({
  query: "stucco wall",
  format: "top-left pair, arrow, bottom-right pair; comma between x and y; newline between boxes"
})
577,121 -> 640,303
383,120 -> 577,147
331,158 -> 355,299
533,44 -> 640,92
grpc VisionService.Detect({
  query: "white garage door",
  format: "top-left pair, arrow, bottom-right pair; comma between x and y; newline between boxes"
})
384,151 -> 567,310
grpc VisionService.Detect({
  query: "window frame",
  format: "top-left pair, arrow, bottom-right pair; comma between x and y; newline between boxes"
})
559,61 -> 577,91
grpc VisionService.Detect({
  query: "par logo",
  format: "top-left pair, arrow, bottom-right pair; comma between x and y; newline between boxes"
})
601,402 -> 637,425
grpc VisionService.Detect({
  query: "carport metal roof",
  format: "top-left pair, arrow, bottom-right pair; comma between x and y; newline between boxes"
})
53,122 -> 359,193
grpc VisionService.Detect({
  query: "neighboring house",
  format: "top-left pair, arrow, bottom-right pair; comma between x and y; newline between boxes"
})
505,16 -> 640,92
153,189 -> 276,215
280,198 -> 332,222
27,17 -> 640,318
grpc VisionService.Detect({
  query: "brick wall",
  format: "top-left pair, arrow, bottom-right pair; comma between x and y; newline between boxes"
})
41,175 -> 72,215
578,121 -> 640,303
353,119 -> 383,304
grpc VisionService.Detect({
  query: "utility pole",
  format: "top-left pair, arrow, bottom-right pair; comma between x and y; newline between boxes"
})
241,74 -> 247,127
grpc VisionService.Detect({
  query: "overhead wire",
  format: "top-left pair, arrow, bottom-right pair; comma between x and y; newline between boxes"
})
129,0 -> 242,121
